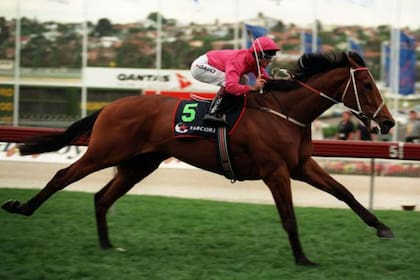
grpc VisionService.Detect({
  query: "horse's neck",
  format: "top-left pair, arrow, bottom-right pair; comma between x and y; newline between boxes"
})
293,79 -> 342,123
261,71 -> 347,126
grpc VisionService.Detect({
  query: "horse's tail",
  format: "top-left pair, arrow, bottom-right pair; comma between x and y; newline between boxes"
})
19,109 -> 102,156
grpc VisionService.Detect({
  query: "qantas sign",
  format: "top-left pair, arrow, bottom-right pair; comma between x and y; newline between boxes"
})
85,67 -> 217,92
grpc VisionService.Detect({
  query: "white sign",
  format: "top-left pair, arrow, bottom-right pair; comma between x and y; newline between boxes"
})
85,67 -> 218,92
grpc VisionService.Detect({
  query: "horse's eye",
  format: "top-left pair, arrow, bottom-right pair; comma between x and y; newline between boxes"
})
363,82 -> 373,90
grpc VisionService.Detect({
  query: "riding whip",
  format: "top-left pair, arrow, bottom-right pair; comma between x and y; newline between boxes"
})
246,30 -> 264,94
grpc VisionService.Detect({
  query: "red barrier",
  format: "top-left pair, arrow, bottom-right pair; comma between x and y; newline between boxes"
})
312,140 -> 420,160
1,126 -> 420,160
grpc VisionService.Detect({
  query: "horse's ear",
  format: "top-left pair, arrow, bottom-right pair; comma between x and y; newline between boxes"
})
346,51 -> 366,67
345,51 -> 356,67
298,56 -> 305,69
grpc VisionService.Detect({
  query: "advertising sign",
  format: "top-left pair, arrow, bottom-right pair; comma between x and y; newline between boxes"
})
85,67 -> 218,92
0,86 -> 13,125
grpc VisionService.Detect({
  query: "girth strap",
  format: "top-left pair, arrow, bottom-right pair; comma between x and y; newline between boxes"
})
216,125 -> 236,183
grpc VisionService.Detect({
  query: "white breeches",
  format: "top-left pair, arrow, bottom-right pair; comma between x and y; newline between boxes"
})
190,55 -> 226,87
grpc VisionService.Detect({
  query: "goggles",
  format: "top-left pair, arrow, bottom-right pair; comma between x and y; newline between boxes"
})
254,38 -> 277,61
261,51 -> 275,61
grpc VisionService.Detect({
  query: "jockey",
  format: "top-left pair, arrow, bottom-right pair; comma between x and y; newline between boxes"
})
190,36 -> 280,125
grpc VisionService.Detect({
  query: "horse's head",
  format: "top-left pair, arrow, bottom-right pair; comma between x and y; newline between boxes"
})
293,51 -> 395,134
341,52 -> 395,134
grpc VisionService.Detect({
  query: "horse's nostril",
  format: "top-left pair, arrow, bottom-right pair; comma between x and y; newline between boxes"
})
383,120 -> 395,128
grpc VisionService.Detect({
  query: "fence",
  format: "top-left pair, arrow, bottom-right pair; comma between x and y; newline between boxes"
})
1,126 -> 419,209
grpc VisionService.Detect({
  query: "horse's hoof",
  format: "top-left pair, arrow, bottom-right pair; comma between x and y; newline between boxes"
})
1,199 -> 22,214
1,200 -> 32,216
296,257 -> 318,267
377,228 -> 395,239
100,241 -> 116,250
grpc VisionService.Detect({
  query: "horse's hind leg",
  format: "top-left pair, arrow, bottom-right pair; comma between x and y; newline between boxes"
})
2,155 -> 104,216
94,153 -> 168,249
292,158 -> 394,238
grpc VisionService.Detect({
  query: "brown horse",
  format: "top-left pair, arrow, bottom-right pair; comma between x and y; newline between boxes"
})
2,51 -> 395,266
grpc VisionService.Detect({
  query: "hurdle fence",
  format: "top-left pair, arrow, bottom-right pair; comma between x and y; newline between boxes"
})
1,126 -> 419,210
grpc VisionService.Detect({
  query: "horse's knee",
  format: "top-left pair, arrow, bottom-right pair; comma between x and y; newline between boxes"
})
55,168 -> 68,177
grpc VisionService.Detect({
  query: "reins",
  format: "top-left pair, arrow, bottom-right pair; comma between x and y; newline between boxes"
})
259,106 -> 306,127
258,65 -> 385,130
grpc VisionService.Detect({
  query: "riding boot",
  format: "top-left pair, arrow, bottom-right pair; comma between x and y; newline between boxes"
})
204,87 -> 228,126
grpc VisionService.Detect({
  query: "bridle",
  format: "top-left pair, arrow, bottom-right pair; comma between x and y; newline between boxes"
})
263,65 -> 385,130
340,67 -> 385,120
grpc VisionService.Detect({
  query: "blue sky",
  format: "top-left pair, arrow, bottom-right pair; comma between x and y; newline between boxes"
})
1,0 -> 420,29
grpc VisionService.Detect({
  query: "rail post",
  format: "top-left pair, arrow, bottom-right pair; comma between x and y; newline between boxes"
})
368,158 -> 375,210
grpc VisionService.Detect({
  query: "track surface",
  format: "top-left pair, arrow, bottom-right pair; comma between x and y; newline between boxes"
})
0,161 -> 418,210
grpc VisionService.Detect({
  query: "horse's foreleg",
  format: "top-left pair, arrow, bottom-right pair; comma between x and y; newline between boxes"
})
2,157 -> 100,216
292,157 -> 394,238
94,153 -> 168,250
263,165 -> 317,266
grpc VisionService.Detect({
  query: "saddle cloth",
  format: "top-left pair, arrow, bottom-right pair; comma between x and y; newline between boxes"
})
173,95 -> 246,138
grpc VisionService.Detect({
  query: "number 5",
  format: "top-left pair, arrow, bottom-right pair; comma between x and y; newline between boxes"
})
181,103 -> 198,122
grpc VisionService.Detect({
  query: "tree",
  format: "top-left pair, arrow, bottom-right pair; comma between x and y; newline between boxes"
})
116,42 -> 154,68
316,19 -> 323,32
20,34 -> 51,67
94,18 -> 113,37
146,12 -> 169,26
20,17 -> 46,37
272,20 -> 285,33
56,33 -> 82,68
0,17 -> 10,42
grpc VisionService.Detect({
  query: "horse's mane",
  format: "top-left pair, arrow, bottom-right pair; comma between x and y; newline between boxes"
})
264,78 -> 299,91
294,51 -> 365,81
264,51 -> 366,91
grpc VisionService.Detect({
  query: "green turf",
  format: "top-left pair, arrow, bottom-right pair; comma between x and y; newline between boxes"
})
0,188 -> 419,280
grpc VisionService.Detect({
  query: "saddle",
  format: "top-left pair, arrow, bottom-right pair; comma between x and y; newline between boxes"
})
173,94 -> 246,181
173,94 -> 245,139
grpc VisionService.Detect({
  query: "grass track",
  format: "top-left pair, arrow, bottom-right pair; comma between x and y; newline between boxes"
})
1,188 -> 419,280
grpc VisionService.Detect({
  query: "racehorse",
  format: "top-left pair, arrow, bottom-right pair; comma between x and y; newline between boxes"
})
2,51 -> 395,266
